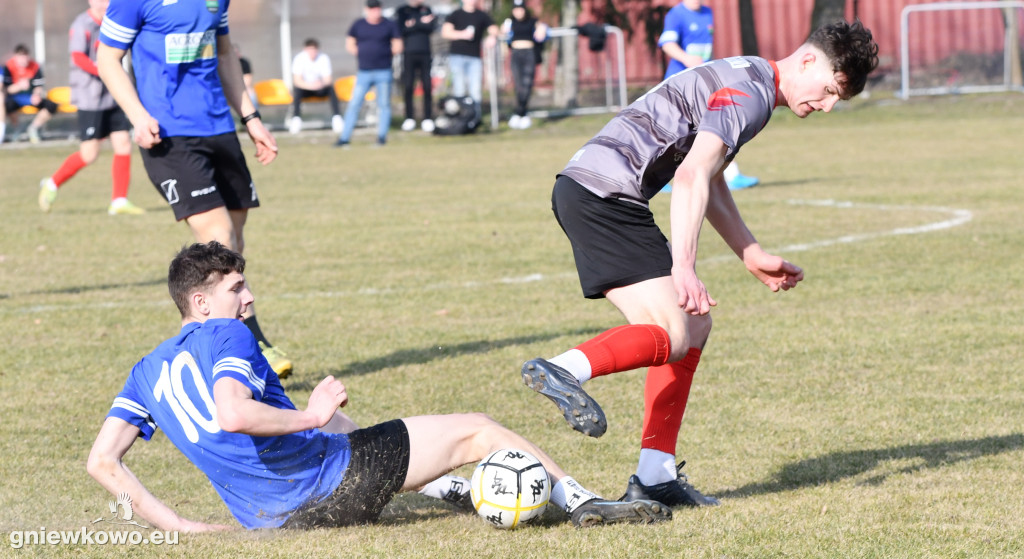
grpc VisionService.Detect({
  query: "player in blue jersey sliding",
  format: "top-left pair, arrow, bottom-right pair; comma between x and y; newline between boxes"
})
87,241 -> 671,530
95,0 -> 293,378
521,20 -> 878,509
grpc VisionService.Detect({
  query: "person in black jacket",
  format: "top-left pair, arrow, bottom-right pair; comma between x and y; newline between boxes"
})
501,0 -> 547,129
395,0 -> 437,132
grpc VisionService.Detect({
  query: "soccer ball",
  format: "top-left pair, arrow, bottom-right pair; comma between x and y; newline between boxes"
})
470,448 -> 550,529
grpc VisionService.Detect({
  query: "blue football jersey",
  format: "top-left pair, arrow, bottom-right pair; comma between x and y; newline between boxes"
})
107,319 -> 351,529
100,0 -> 236,137
658,3 -> 714,79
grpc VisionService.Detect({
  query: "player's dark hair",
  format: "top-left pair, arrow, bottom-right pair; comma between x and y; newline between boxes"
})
304,38 -> 319,48
13,44 -> 29,55
807,19 -> 879,99
168,242 -> 246,318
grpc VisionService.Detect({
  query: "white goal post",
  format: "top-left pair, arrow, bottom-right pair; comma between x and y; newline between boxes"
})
900,0 -> 1024,98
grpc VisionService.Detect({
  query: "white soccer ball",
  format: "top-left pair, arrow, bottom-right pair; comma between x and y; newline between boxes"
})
470,448 -> 550,529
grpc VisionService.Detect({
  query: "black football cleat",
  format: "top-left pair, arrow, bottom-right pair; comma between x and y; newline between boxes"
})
620,462 -> 720,507
521,358 -> 607,438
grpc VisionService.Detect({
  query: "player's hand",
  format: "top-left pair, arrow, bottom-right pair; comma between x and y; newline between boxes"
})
246,118 -> 278,165
672,266 -> 717,315
133,114 -> 162,149
745,250 -> 804,292
307,376 -> 348,429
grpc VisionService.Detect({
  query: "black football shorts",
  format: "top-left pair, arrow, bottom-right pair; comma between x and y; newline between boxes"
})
282,419 -> 411,529
551,174 -> 673,299
139,132 -> 259,221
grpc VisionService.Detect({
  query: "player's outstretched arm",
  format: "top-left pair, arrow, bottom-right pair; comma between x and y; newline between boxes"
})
87,417 -> 234,532
213,376 -> 347,437
704,171 -> 803,292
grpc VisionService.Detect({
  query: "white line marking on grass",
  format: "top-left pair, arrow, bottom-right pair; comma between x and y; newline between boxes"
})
5,200 -> 972,313
701,199 -> 973,263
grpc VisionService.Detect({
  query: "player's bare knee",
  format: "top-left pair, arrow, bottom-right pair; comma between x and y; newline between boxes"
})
665,313 -> 712,359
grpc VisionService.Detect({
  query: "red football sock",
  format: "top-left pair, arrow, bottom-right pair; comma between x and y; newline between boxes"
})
574,324 -> 671,378
640,348 -> 701,455
111,153 -> 131,200
52,152 -> 87,187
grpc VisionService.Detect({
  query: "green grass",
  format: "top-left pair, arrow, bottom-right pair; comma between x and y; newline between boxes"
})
1,93 -> 1023,558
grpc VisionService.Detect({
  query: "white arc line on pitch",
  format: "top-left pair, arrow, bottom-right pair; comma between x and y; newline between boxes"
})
700,199 -> 973,264
4,200 -> 973,313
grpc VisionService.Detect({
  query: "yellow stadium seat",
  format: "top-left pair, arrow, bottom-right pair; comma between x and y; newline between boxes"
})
254,79 -> 293,106
47,86 -> 77,113
334,75 -> 376,102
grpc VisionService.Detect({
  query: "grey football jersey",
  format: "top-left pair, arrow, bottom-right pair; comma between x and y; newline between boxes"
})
68,11 -> 115,111
561,56 -> 778,206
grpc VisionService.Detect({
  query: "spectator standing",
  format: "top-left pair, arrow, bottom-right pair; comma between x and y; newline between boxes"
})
38,0 -> 144,215
1,44 -> 57,144
395,0 -> 437,133
335,0 -> 403,148
290,38 -> 344,135
441,0 -> 498,117
501,0 -> 547,129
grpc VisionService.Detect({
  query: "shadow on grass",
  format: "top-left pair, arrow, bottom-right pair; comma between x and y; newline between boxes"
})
285,328 -> 604,390
19,277 -> 165,296
718,433 -> 1024,499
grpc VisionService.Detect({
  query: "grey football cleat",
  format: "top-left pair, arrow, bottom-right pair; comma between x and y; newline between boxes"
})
521,358 -> 607,438
570,498 -> 672,528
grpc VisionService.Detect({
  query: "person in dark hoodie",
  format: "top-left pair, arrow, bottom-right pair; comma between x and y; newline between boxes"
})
395,0 -> 438,132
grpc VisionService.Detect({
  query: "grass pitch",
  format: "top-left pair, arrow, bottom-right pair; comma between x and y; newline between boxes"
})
1,93 -> 1023,558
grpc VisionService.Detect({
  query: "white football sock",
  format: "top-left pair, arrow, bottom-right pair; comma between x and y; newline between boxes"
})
548,349 -> 592,383
418,474 -> 470,500
549,476 -> 601,513
636,448 -> 678,486
723,161 -> 741,181
0,123 -> 6,143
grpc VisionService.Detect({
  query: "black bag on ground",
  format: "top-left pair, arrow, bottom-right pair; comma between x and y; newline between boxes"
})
432,95 -> 480,135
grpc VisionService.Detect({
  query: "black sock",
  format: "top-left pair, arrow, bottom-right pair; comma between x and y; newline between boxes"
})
243,315 -> 272,348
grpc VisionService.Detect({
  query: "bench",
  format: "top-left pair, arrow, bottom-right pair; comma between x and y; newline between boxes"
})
18,86 -> 77,115
254,77 -> 378,130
